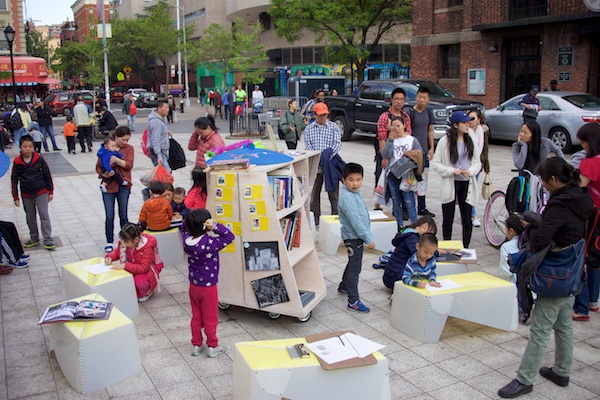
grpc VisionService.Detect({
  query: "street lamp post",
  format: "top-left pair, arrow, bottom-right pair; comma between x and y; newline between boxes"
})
144,0 -> 190,107
4,25 -> 17,104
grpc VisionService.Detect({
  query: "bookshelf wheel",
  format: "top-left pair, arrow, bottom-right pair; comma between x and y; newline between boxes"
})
297,312 -> 311,322
218,302 -> 230,310
268,312 -> 281,319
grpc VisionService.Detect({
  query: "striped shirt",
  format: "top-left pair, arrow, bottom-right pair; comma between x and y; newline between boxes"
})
376,108 -> 412,142
402,252 -> 437,287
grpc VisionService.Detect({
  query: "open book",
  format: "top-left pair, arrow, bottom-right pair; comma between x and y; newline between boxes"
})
38,300 -> 113,325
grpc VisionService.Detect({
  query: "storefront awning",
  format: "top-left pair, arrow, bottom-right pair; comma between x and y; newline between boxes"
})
0,56 -> 58,87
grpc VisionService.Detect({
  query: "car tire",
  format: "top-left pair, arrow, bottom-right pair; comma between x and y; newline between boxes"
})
63,108 -> 71,117
549,127 -> 572,153
334,116 -> 352,141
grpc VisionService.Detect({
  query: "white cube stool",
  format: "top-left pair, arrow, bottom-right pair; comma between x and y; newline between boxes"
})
145,228 -> 185,266
233,338 -> 390,400
62,257 -> 139,319
50,294 -> 142,394
390,271 -> 518,343
318,215 -> 397,255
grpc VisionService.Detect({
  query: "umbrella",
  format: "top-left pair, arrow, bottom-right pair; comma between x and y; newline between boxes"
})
207,146 -> 293,166
0,151 -> 10,179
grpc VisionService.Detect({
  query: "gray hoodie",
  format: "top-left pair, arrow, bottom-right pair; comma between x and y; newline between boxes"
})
147,110 -> 169,154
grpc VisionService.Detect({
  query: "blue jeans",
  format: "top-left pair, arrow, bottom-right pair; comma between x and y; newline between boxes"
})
150,149 -> 171,172
102,186 -> 130,244
573,267 -> 600,315
40,125 -> 58,151
126,114 -> 136,131
13,127 -> 27,145
387,175 -> 417,229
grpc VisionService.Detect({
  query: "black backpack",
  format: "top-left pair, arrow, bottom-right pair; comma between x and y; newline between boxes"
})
8,112 -> 23,131
168,137 -> 187,171
505,176 -> 528,213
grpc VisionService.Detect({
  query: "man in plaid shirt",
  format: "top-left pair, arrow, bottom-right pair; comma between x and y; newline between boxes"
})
374,87 -> 412,210
304,102 -> 342,224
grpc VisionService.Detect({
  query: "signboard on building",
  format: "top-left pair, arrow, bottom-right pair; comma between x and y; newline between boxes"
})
558,72 -> 571,82
467,68 -> 486,95
557,47 -> 573,66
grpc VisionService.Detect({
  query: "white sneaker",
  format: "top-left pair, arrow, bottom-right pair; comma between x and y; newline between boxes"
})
191,344 -> 207,356
207,344 -> 227,358
472,218 -> 482,227
138,290 -> 153,302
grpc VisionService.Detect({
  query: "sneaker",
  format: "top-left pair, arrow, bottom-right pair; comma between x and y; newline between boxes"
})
138,290 -> 153,302
18,254 -> 31,262
104,244 -> 114,253
71,150 -> 76,155
191,344 -> 207,356
44,242 -> 56,251
24,240 -> 40,248
498,379 -> 533,398
53,147 -> 62,151
418,209 -> 436,218
207,345 -> 227,358
472,218 -> 482,227
372,263 -> 385,270
590,306 -> 599,312
337,285 -> 347,294
347,299 -> 370,313
8,260 -> 28,269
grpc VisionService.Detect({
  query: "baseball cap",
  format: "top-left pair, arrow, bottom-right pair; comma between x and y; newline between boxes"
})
313,102 -> 329,115
531,85 -> 540,93
449,111 -> 474,124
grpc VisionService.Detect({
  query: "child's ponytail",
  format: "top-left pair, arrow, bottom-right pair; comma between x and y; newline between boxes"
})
119,222 -> 146,242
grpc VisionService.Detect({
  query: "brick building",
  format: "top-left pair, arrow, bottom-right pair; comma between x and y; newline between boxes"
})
71,0 -> 112,43
411,0 -> 600,108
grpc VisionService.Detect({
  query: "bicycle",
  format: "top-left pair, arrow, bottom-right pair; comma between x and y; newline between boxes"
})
483,169 -> 547,247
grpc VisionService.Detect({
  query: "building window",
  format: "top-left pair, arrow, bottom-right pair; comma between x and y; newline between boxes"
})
259,12 -> 271,31
282,48 -> 291,65
369,44 -> 383,63
0,0 -> 7,11
384,44 -> 399,63
291,48 -> 301,64
448,0 -> 463,6
314,47 -> 323,63
441,44 -> 460,78
302,47 -> 313,64
400,44 -> 410,66
509,0 -> 547,20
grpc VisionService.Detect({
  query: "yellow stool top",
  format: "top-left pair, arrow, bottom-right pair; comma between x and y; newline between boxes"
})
144,227 -> 180,235
236,338 -> 385,370
53,294 -> 133,339
438,240 -> 463,250
403,271 -> 513,296
63,257 -> 132,286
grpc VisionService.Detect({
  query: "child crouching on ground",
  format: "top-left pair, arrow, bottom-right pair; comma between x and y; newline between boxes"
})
182,209 -> 234,357
402,233 -> 441,288
104,222 -> 163,302
97,136 -> 127,193
139,181 -> 173,231
499,213 -> 524,284
337,162 -> 375,313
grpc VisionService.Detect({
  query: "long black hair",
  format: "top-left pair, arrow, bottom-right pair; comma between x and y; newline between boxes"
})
523,121 -> 542,165
536,157 -> 580,186
447,125 -> 474,164
119,222 -> 147,242
191,167 -> 207,191
576,123 -> 600,158
194,115 -> 218,132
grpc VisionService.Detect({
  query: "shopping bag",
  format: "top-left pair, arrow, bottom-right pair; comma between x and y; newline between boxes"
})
140,164 -> 174,187
481,173 -> 493,200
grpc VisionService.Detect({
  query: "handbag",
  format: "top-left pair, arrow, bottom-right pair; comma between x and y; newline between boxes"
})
481,173 -> 493,200
529,239 -> 586,298
522,106 -> 538,120
168,137 -> 186,171
388,157 -> 417,180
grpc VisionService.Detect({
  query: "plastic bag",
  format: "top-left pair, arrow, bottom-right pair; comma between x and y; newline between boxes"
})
140,164 -> 174,187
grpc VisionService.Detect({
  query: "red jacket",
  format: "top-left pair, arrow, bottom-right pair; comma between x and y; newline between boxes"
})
11,152 -> 53,200
188,130 -> 225,168
106,234 -> 163,293
184,187 -> 207,210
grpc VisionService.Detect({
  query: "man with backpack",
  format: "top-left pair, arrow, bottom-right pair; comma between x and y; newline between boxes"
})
9,103 -> 31,146
147,100 -> 171,172
122,94 -> 136,132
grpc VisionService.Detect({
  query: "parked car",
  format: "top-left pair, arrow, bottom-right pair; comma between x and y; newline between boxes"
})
484,92 -> 600,152
323,79 -> 484,141
44,90 -> 95,116
110,86 -> 127,103
135,92 -> 159,108
126,88 -> 148,102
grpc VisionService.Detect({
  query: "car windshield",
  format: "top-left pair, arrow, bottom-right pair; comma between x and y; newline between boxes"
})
562,94 -> 600,109
415,82 -> 455,98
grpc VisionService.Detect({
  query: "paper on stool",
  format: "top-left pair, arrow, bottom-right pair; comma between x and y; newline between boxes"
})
83,263 -> 112,275
426,279 -> 463,292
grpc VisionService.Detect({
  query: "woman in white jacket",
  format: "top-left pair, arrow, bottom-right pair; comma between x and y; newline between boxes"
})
431,111 -> 481,247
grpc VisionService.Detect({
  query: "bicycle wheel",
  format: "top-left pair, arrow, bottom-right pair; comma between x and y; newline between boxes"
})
483,190 -> 508,248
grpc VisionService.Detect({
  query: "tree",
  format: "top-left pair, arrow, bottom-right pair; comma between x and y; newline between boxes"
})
53,33 -> 103,88
269,0 -> 411,85
26,29 -> 49,60
188,19 -> 267,90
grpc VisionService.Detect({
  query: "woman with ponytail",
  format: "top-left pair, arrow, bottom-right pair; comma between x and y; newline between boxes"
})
104,222 -> 163,302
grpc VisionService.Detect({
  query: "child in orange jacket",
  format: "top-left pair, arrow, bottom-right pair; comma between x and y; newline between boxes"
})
63,115 -> 77,155
105,222 -> 163,301
140,181 -> 173,231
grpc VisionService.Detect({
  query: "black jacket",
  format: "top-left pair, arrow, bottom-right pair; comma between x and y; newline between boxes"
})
528,184 -> 593,250
98,111 -> 118,132
34,106 -> 53,127
11,152 -> 53,200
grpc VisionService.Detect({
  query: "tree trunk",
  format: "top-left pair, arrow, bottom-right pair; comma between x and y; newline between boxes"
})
356,60 -> 367,86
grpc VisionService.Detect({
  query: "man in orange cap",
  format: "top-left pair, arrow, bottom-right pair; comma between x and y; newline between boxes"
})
304,102 -> 342,224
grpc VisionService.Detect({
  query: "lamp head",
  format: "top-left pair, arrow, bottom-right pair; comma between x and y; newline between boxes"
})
4,25 -> 15,44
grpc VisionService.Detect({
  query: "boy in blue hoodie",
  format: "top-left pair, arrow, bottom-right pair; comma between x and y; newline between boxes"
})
337,163 -> 375,313
97,136 -> 126,193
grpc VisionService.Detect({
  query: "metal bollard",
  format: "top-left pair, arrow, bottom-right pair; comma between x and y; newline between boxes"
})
179,100 -> 184,113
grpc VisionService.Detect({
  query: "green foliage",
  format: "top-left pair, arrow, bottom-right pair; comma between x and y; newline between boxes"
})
26,29 -> 49,59
52,33 -> 103,87
0,71 -> 11,81
188,19 -> 267,89
269,0 -> 411,83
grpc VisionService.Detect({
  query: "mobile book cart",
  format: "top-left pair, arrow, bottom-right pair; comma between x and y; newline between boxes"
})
206,150 -> 325,322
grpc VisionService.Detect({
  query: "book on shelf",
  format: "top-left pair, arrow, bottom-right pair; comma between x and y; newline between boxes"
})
268,175 -> 294,210
38,300 -> 114,325
299,290 -> 315,307
280,211 -> 301,250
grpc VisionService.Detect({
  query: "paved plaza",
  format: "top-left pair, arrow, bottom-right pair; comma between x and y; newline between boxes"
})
0,101 -> 599,399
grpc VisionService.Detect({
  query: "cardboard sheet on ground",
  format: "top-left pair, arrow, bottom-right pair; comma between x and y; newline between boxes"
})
82,262 -> 112,275
425,279 -> 463,292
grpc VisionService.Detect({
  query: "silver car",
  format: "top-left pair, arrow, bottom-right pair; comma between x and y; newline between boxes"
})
484,91 -> 600,152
